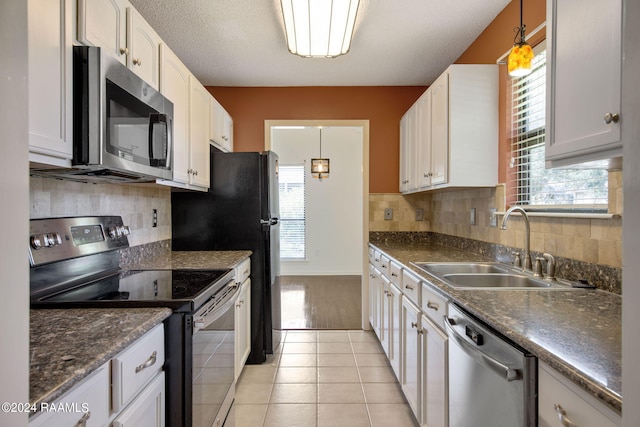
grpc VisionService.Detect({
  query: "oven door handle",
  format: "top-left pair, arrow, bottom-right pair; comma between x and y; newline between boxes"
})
444,316 -> 520,382
193,280 -> 240,331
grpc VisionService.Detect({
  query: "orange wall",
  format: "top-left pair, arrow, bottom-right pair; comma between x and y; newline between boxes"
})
207,0 -> 546,194
207,87 -> 425,193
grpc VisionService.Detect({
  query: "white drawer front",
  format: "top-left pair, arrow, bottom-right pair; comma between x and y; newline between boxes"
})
372,250 -> 382,269
389,261 -> 402,287
421,283 -> 448,331
235,257 -> 251,285
379,254 -> 390,278
29,364 -> 110,427
402,270 -> 420,305
112,324 -> 165,411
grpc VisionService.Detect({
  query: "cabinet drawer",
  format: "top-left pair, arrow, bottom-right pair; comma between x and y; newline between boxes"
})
538,362 -> 620,427
29,364 -> 110,427
421,283 -> 448,331
402,270 -> 420,305
112,324 -> 165,411
372,250 -> 382,269
235,257 -> 251,285
389,261 -> 402,287
379,254 -> 390,278
368,247 -> 375,263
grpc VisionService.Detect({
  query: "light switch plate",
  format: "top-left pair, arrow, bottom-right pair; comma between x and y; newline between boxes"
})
489,208 -> 497,227
470,208 -> 476,225
415,208 -> 424,221
384,208 -> 393,220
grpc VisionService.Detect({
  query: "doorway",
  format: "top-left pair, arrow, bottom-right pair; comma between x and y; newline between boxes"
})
266,120 -> 370,330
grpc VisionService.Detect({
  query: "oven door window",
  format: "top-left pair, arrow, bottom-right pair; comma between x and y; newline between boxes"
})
105,79 -> 169,167
192,296 -> 235,427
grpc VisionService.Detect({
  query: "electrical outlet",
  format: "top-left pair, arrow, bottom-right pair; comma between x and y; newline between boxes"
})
489,208 -> 497,227
153,209 -> 158,228
384,208 -> 393,220
470,208 -> 476,225
415,208 -> 424,221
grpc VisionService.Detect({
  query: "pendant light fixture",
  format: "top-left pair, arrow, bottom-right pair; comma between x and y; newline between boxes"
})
507,0 -> 534,77
311,128 -> 330,180
280,0 -> 360,58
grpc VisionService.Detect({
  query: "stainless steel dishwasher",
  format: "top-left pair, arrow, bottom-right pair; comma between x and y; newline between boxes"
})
444,303 -> 537,427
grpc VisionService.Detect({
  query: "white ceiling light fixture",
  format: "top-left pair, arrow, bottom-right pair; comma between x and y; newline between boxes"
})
280,0 -> 360,58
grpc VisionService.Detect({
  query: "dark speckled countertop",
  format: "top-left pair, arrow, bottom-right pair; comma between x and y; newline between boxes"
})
30,308 -> 172,410
370,241 -> 622,414
123,249 -> 252,270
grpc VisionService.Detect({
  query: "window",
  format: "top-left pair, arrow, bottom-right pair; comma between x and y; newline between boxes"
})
279,165 -> 306,259
509,43 -> 608,211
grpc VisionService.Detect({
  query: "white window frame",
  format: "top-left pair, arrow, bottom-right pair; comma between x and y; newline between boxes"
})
278,164 -> 306,260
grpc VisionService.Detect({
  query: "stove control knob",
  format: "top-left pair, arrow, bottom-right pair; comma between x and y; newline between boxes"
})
30,234 -> 44,250
121,225 -> 131,236
107,226 -> 119,239
44,232 -> 62,247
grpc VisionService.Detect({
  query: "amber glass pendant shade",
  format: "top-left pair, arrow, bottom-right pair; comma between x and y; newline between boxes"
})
508,42 -> 534,77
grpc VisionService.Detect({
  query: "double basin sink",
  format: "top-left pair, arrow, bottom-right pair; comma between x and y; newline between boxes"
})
412,262 -> 581,290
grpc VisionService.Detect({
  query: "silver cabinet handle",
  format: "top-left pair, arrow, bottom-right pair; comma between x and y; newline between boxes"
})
135,351 -> 157,373
411,322 -> 418,328
391,272 -> 398,277
426,301 -> 439,311
132,58 -> 142,66
119,47 -> 128,55
74,411 -> 91,427
405,284 -> 414,290
604,112 -> 619,124
554,403 -> 579,427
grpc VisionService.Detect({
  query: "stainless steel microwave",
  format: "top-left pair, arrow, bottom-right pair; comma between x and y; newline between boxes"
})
65,46 -> 173,183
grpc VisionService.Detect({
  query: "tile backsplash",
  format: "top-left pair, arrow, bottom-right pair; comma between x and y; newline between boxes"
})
30,177 -> 171,247
370,171 -> 623,269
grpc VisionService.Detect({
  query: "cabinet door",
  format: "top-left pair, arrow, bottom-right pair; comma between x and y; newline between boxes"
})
223,113 -> 234,151
546,0 -> 622,165
416,90 -> 432,188
210,98 -> 233,151
430,72 -> 449,186
380,276 -> 391,356
235,279 -> 251,379
29,365 -> 110,427
189,78 -> 211,188
77,0 -> 128,64
389,283 -> 402,380
422,315 -> 448,427
401,296 -> 421,419
369,265 -> 381,337
127,7 -> 161,90
28,0 -> 73,164
112,372 -> 165,427
400,105 -> 418,192
159,44 -> 191,184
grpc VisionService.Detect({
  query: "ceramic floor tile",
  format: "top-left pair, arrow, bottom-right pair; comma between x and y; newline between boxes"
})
282,342 -> 317,354
285,331 -> 318,343
234,383 -> 273,404
263,403 -> 317,427
238,365 -> 277,384
317,331 -> 351,342
275,367 -> 318,383
351,341 -> 384,354
317,383 -> 366,404
361,383 -> 407,404
317,342 -> 353,354
317,403 -> 371,427
367,403 -> 419,427
358,366 -> 397,383
279,353 -> 318,367
318,366 -> 360,383
270,383 -> 317,403
224,403 -> 268,427
348,331 -> 380,343
354,353 -> 391,367
317,353 -> 356,367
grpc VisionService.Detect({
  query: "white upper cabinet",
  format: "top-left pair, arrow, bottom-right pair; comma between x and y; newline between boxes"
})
400,64 -> 498,194
78,0 -> 161,90
189,78 -> 212,189
28,0 -> 73,166
545,0 -> 622,166
77,0 -> 129,64
210,97 -> 234,152
126,7 -> 161,90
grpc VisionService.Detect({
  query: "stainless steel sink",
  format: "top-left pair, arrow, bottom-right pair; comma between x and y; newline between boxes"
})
442,273 -> 556,288
413,262 -> 509,275
411,262 -> 574,290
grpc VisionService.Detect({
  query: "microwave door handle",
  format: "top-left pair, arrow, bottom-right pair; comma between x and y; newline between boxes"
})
148,113 -> 168,166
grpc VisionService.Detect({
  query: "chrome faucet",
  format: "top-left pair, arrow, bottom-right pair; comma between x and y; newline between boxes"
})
501,206 -> 532,270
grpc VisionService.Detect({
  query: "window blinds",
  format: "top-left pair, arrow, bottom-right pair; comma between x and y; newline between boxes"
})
509,47 -> 608,209
278,165 -> 306,259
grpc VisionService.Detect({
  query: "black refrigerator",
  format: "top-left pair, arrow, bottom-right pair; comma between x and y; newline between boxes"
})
171,148 -> 281,363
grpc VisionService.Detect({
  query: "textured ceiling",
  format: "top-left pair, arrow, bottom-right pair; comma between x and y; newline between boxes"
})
129,0 -> 511,87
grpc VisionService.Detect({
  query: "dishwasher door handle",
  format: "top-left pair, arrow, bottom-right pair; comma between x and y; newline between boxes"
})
444,316 -> 520,382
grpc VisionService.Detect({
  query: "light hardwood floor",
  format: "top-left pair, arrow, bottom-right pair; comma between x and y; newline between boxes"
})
280,275 -> 362,330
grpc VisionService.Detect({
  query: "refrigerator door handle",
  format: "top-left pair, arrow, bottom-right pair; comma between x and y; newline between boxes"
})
261,218 -> 279,226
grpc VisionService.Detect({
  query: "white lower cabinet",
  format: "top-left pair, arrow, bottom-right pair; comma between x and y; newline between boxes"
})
538,361 -> 620,427
421,314 -> 448,427
369,264 -> 381,337
112,372 -> 165,427
235,278 -> 251,379
389,282 -> 403,379
380,276 -> 392,356
401,296 -> 421,419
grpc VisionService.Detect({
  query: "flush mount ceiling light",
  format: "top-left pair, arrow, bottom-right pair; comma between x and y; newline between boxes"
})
280,0 -> 360,58
507,0 -> 534,77
311,128 -> 330,180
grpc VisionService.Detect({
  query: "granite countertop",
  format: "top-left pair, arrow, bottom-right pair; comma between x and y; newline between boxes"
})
30,307 -> 172,411
370,241 -> 622,414
124,250 -> 252,270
